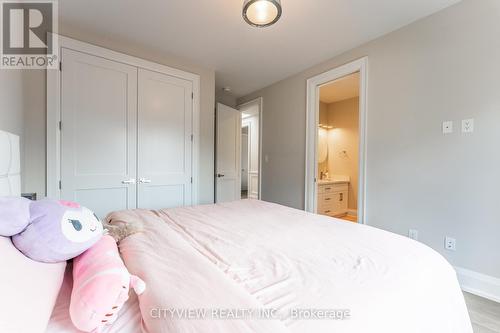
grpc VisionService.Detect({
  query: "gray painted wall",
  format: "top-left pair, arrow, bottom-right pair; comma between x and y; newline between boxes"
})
216,89 -> 238,108
0,71 -> 26,190
239,0 -> 500,278
19,24 -> 216,204
0,71 -> 24,136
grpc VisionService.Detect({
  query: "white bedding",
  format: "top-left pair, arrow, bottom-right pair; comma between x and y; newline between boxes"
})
109,199 -> 472,333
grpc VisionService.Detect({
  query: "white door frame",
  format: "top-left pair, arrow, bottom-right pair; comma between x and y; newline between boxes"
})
46,34 -> 201,203
237,97 -> 263,200
305,57 -> 368,224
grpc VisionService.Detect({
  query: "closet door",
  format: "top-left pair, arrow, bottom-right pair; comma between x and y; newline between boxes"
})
137,69 -> 193,209
60,48 -> 138,218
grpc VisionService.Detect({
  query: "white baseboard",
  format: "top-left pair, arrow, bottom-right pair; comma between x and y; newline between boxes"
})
455,266 -> 500,303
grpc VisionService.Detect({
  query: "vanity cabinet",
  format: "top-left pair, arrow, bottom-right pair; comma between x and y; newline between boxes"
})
317,183 -> 348,217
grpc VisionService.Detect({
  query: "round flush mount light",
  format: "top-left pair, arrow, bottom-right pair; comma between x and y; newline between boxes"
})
242,0 -> 282,28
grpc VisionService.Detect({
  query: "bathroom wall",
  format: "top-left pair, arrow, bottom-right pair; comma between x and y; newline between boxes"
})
326,98 -> 359,211
317,102 -> 329,176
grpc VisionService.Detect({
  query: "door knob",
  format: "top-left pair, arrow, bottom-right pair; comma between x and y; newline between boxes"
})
217,174 -> 225,178
121,179 -> 136,184
139,178 -> 152,184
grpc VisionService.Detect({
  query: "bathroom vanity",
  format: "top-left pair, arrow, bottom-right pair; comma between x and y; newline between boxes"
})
317,178 -> 349,217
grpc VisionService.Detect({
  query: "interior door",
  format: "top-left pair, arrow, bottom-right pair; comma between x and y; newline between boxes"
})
60,48 -> 137,218
216,103 -> 241,202
137,68 -> 193,209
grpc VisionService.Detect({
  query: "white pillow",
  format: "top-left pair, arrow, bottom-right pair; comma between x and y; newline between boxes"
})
0,236 -> 66,333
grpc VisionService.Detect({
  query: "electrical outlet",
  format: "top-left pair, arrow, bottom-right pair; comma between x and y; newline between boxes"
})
445,237 -> 456,251
442,121 -> 453,134
408,229 -> 419,241
462,119 -> 474,133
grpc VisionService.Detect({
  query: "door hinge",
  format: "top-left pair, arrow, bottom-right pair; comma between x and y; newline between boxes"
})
191,92 -> 194,99
59,121 -> 62,131
59,61 -> 62,71
190,134 -> 193,142
190,177 -> 193,184
58,180 -> 62,190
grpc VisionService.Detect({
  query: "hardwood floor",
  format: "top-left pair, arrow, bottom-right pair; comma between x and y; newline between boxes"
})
337,214 -> 358,223
464,292 -> 500,333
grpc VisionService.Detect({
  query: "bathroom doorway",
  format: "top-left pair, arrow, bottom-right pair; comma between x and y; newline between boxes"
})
305,58 -> 367,224
317,72 -> 360,222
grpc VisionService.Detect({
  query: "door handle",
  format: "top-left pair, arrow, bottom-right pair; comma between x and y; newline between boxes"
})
122,179 -> 136,184
217,174 -> 225,178
139,178 -> 152,184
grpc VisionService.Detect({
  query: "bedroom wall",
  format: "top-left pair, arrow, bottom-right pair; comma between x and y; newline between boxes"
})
20,24 -> 216,204
216,89 -> 238,108
239,0 -> 500,279
0,71 -> 26,190
0,71 -> 24,137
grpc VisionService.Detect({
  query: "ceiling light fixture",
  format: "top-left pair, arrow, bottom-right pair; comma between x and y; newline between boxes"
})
242,0 -> 282,28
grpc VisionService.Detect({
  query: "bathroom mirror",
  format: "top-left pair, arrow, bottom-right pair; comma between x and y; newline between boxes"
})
317,128 -> 328,163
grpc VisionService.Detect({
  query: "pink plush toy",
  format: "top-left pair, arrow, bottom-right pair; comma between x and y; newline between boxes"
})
70,235 -> 146,332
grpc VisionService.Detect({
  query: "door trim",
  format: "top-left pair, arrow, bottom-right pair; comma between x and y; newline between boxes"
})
237,97 -> 263,200
305,57 -> 368,224
47,34 -> 201,204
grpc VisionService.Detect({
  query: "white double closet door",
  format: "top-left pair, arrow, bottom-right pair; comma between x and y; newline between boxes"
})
60,48 -> 193,218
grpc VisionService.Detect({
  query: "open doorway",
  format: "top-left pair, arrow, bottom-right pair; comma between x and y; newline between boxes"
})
238,98 -> 261,200
317,72 -> 360,222
305,58 -> 367,224
241,126 -> 249,198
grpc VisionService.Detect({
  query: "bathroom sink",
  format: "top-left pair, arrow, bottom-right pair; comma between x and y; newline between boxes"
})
318,175 -> 350,185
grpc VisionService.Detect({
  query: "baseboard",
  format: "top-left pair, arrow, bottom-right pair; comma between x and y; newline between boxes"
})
347,209 -> 357,216
455,266 -> 500,303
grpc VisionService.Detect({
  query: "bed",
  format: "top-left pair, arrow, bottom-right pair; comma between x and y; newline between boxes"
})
0,129 -> 472,333
107,200 -> 473,333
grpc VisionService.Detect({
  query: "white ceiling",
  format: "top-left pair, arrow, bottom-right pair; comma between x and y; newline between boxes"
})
320,72 -> 360,104
59,0 -> 461,97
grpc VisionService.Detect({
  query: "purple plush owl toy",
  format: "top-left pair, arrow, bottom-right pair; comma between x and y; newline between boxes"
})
0,197 -> 103,263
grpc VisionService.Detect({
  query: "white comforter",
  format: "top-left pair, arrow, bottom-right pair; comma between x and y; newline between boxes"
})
111,199 -> 472,333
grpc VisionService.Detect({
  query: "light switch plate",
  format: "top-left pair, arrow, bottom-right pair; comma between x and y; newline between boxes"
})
442,121 -> 453,134
462,119 -> 474,133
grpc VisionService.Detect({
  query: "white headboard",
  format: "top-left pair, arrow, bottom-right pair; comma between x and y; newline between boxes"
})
0,130 -> 21,196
